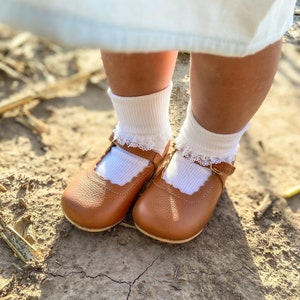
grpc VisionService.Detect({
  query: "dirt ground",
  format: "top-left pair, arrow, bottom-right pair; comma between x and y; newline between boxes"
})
0,16 -> 300,300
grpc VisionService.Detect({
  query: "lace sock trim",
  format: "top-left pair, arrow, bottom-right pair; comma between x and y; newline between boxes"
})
113,128 -> 172,153
177,144 -> 236,166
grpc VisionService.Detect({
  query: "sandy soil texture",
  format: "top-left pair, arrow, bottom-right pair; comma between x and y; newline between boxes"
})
0,16 -> 300,300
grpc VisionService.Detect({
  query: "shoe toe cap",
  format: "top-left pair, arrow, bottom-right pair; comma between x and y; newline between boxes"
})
133,185 -> 200,243
61,172 -> 123,231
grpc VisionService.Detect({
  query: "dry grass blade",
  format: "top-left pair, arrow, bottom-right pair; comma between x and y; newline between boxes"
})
0,69 -> 106,115
0,32 -> 32,51
119,222 -> 137,230
253,193 -> 273,221
0,183 -> 7,192
0,61 -> 30,84
16,109 -> 49,134
0,215 -> 39,263
282,184 -> 300,199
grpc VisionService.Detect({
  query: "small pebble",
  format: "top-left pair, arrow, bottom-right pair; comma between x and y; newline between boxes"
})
119,239 -> 127,246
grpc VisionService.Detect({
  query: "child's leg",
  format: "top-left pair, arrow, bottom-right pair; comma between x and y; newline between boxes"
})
133,41 -> 282,243
190,41 -> 281,134
165,41 -> 281,194
101,51 -> 178,96
96,51 -> 178,184
61,51 -> 178,231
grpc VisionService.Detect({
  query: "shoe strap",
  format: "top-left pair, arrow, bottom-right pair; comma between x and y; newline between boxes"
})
207,162 -> 235,176
169,147 -> 236,177
194,160 -> 235,189
109,134 -> 170,169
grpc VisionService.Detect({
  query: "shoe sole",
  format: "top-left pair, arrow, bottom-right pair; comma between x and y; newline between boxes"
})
62,208 -> 124,232
134,223 -> 203,244
64,208 -> 203,242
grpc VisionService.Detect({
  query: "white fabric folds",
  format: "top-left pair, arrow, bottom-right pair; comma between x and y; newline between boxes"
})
0,0 -> 296,56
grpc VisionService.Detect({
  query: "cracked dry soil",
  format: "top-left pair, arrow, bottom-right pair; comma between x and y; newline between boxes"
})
0,44 -> 300,300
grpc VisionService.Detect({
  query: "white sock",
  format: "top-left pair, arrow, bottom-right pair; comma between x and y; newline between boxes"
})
110,84 -> 173,155
163,152 -> 212,194
163,103 -> 248,195
96,146 -> 149,186
96,84 -> 173,185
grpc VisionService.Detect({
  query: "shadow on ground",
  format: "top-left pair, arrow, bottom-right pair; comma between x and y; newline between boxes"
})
40,190 -> 265,300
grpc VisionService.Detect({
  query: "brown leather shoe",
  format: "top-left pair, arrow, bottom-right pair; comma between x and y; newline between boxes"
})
133,157 -> 235,244
61,136 -> 170,232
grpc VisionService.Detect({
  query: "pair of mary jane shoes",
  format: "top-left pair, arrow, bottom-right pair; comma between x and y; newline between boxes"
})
61,137 -> 234,243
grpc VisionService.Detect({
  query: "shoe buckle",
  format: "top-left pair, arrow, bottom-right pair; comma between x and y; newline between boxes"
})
209,163 -> 225,176
209,162 -> 235,176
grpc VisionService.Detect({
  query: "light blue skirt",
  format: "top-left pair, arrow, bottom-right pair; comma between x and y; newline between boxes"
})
0,0 -> 296,56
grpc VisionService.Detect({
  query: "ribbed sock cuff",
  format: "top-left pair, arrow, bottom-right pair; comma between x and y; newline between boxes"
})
176,103 -> 249,165
108,83 -> 173,155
